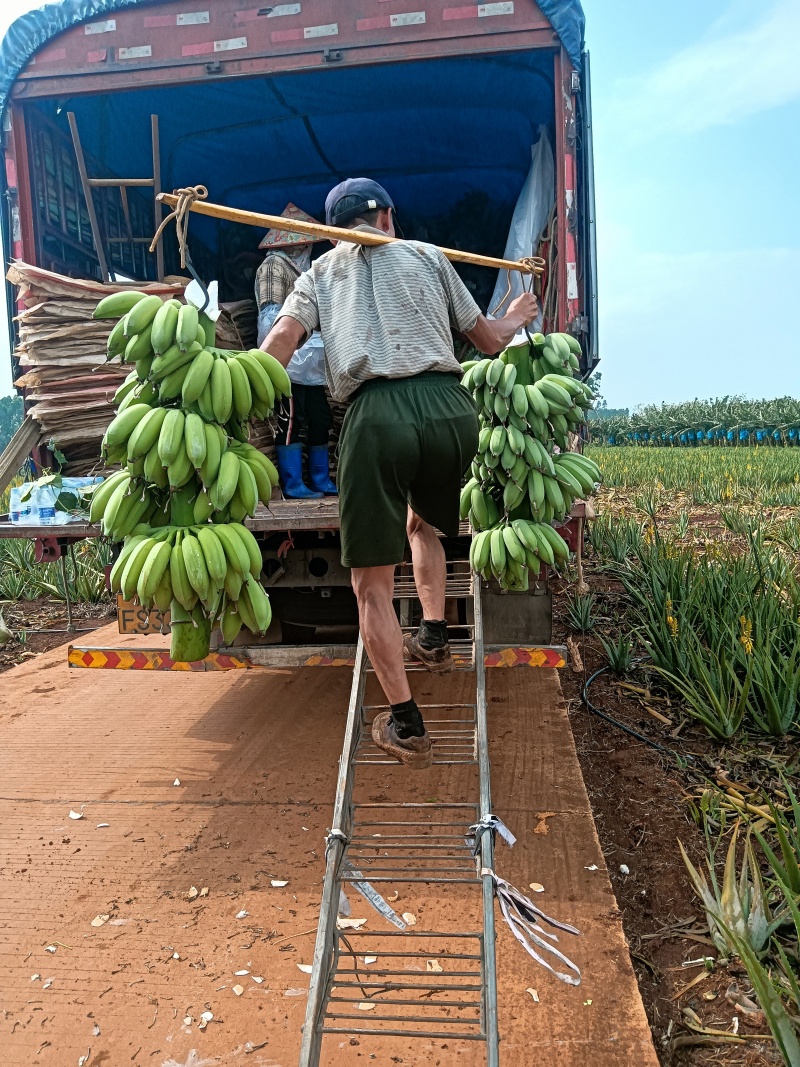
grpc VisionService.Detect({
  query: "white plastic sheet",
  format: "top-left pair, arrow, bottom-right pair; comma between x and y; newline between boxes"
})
489,126 -> 554,336
256,303 -> 326,387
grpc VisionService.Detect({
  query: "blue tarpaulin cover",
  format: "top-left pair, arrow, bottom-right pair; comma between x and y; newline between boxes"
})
0,0 -> 585,120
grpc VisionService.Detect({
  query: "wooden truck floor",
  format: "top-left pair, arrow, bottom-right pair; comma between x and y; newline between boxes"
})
0,620 -> 658,1066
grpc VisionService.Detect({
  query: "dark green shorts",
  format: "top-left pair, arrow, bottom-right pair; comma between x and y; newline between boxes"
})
338,372 -> 479,569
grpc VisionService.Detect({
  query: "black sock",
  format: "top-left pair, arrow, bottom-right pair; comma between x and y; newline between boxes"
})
390,698 -> 425,738
418,618 -> 448,651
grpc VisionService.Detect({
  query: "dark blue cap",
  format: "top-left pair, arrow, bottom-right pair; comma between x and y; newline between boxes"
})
325,178 -> 394,226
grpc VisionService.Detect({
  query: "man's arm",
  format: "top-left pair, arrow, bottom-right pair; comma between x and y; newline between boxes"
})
466,293 -> 539,355
260,315 -> 307,368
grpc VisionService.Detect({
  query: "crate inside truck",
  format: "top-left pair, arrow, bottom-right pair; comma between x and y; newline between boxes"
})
0,0 -> 597,664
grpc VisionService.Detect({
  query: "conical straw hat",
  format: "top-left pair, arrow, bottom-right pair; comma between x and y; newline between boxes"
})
258,202 -> 324,250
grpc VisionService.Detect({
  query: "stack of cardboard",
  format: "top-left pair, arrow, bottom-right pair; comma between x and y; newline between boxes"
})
8,262 -> 183,474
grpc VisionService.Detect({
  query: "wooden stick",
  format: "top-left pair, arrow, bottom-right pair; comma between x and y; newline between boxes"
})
157,192 -> 545,276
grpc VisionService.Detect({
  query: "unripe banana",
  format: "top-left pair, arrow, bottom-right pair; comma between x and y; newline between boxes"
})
490,426 -> 506,457
197,379 -> 216,423
103,403 -> 152,452
127,405 -> 167,461
138,538 -> 173,604
210,356 -> 233,424
485,358 -> 504,390
151,299 -> 180,354
490,526 -> 507,576
208,451 -> 239,511
506,425 -> 525,457
511,383 -> 528,419
196,526 -> 227,584
106,317 -> 129,357
94,290 -> 148,320
247,458 -> 274,505
143,442 -> 169,490
227,356 -> 253,420
124,294 -> 163,337
249,349 -> 291,398
460,477 -> 478,520
236,351 -> 275,409
182,349 -> 215,406
503,479 -> 525,512
158,361 -> 193,402
89,470 -> 130,524
502,523 -> 527,564
471,529 -> 491,573
170,534 -> 198,610
150,340 -> 201,381
153,566 -> 173,613
228,522 -> 262,577
167,445 -> 194,490
120,536 -> 156,601
184,412 -> 207,469
493,392 -> 510,422
472,358 -> 492,388
213,523 -> 250,577
242,576 -> 272,633
181,532 -> 210,601
192,488 -> 215,524
497,363 -> 517,398
199,421 -> 224,486
220,603 -> 243,645
234,460 -> 257,518
176,303 -> 200,350
525,383 -> 550,420
527,468 -> 545,510
158,409 -> 186,466
470,487 -> 490,530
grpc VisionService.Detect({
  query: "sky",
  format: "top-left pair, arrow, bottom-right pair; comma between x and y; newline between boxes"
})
0,0 -> 798,410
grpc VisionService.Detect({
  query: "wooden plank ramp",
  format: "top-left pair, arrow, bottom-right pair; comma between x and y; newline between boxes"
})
0,621 -> 658,1066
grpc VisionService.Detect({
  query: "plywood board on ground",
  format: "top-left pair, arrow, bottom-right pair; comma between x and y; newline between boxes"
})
0,621 -> 657,1066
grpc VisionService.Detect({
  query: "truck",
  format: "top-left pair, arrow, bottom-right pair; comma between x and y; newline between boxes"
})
0,0 -> 597,665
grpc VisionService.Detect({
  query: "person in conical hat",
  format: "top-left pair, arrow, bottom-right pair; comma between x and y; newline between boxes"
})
255,204 -> 337,499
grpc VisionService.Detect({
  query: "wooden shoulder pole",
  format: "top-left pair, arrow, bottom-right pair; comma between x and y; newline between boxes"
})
157,192 -> 544,277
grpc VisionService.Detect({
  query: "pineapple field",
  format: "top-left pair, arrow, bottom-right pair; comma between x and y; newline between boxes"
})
557,444 -> 800,1065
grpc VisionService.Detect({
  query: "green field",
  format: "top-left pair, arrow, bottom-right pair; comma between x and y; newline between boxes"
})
585,444 -> 800,1059
588,444 -> 800,506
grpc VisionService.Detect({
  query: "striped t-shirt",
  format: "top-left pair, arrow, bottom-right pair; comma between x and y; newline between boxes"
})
276,225 -> 481,402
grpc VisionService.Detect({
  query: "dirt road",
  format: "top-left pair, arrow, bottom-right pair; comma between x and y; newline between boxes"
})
1,623 -> 657,1066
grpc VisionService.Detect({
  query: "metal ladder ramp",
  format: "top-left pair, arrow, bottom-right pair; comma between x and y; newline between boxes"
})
299,563 -> 500,1066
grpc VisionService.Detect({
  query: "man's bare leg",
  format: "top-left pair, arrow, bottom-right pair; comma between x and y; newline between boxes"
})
406,508 -> 446,620
403,508 -> 453,672
350,564 -> 410,704
351,563 -> 432,768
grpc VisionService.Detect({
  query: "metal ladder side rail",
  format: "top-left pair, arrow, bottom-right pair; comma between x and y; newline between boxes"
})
300,638 -> 368,1067
473,574 -> 500,1067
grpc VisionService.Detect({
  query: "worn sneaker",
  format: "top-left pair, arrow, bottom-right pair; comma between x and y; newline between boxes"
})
402,631 -> 454,674
371,711 -> 433,770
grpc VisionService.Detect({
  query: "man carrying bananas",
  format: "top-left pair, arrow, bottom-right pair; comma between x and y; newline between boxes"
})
261,178 -> 537,768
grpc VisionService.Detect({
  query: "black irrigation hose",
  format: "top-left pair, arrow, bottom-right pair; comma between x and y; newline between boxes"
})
581,664 -> 676,757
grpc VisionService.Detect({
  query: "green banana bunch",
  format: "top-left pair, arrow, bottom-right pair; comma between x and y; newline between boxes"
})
91,286 -> 296,663
469,519 -> 570,588
462,331 -> 600,588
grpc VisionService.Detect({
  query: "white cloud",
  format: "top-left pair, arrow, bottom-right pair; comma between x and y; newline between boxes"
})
606,0 -> 800,138
597,235 -> 800,408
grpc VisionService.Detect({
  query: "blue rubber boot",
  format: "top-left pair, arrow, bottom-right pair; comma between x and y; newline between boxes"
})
275,443 -> 323,499
307,445 -> 338,495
